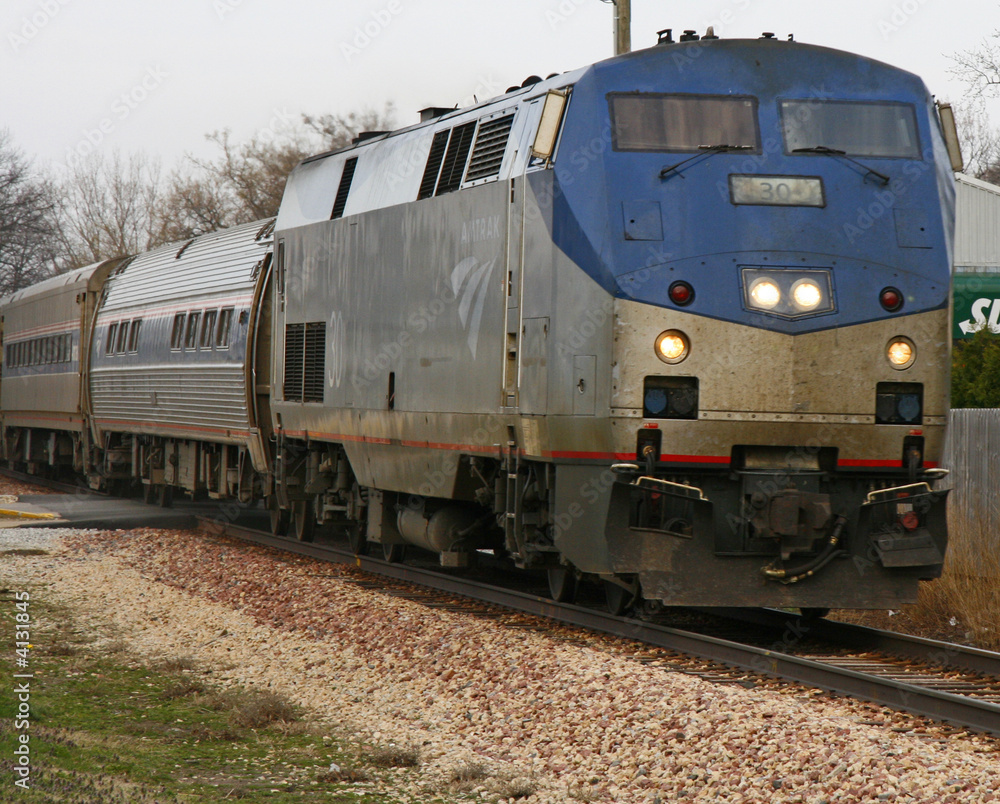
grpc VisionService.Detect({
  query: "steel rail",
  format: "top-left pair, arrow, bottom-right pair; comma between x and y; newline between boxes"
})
0,466 -> 101,497
202,518 -> 1000,736
702,606 -> 1000,679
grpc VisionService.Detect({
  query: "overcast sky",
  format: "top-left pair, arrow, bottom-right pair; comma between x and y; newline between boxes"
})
2,0 -> 998,173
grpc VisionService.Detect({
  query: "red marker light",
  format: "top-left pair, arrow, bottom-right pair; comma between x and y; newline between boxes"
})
880,287 -> 903,312
669,281 -> 694,306
900,511 -> 920,531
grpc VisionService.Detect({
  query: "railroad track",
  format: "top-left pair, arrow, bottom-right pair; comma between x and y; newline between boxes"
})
198,517 -> 1000,737
4,466 -> 998,735
0,466 -> 102,497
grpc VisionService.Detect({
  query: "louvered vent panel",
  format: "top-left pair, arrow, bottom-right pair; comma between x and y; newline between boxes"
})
436,122 -> 477,195
283,324 -> 304,401
303,322 -> 326,402
465,114 -> 515,183
418,130 -> 450,199
331,157 -> 358,219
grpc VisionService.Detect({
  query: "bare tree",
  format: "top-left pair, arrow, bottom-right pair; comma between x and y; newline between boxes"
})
185,129 -> 312,224
0,130 -> 60,294
302,102 -> 397,151
158,103 -> 397,241
954,101 -> 1000,183
951,32 -> 1000,98
154,165 -> 240,244
950,31 -> 1000,184
55,149 -> 161,269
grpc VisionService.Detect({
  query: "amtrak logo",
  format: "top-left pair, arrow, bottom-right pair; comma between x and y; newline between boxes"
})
450,256 -> 497,358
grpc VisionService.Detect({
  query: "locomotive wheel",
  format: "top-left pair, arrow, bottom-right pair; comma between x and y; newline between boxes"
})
267,496 -> 289,536
604,580 -> 638,616
547,567 -> 576,603
382,542 -> 405,563
347,523 -> 368,556
157,484 -> 174,508
292,500 -> 316,542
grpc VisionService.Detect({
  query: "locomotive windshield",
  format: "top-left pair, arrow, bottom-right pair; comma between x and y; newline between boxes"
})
609,93 -> 760,152
781,100 -> 921,158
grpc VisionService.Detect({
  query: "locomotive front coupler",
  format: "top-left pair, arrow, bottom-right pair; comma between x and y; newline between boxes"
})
761,514 -> 848,584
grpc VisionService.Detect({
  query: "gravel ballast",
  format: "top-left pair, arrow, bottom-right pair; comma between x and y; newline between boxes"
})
4,524 -> 1000,803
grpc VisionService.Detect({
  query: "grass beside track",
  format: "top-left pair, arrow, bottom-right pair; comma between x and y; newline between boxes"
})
0,591 -> 449,803
834,512 -> 1000,651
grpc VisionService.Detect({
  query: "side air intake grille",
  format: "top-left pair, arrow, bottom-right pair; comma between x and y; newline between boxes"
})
303,323 -> 326,402
465,114 -> 515,183
283,324 -> 304,401
284,322 -> 326,402
418,131 -> 450,199
436,121 -> 477,195
331,157 -> 358,219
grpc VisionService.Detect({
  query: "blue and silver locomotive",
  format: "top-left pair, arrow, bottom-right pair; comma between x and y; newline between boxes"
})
1,31 -> 958,612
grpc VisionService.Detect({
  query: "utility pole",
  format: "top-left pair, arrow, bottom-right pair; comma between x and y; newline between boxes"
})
614,0 -> 631,55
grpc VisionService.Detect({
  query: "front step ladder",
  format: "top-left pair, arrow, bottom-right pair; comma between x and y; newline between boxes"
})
504,438 -> 526,564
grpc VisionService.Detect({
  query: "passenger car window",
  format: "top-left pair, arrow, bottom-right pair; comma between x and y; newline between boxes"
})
185,312 -> 201,349
609,93 -> 760,152
106,324 -> 118,356
200,310 -> 217,349
171,314 -> 185,350
216,308 -> 234,349
116,322 -> 129,354
127,320 -> 142,353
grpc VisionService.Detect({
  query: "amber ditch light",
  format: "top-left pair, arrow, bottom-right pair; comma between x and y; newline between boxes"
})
887,337 -> 915,369
655,330 -> 690,364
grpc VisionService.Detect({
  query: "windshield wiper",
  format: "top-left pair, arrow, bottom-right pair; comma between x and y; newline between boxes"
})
659,144 -> 753,180
792,145 -> 890,186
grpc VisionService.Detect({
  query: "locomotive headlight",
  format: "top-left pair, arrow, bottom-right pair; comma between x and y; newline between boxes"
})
655,330 -> 689,364
748,277 -> 781,309
791,279 -> 822,311
887,337 -> 916,369
741,267 -> 835,319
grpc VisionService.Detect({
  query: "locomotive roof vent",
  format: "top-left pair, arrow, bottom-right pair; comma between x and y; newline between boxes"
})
679,29 -> 699,41
760,31 -> 776,39
419,107 -> 452,122
352,131 -> 388,144
656,28 -> 674,44
702,26 -> 718,40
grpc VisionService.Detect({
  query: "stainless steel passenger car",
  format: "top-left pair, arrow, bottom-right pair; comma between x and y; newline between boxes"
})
0,260 -> 121,475
86,219 -> 276,501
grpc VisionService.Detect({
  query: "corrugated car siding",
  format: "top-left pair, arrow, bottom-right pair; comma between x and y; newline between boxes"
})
99,219 -> 272,312
89,365 -> 250,432
955,175 -> 1000,272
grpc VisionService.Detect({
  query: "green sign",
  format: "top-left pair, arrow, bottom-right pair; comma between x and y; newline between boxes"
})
953,274 -> 1000,339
